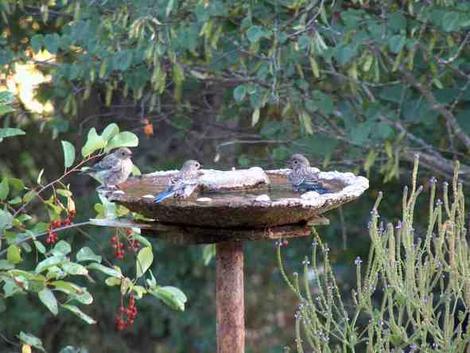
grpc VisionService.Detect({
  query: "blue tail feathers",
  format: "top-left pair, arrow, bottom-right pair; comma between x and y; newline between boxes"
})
155,190 -> 175,203
297,181 -> 329,194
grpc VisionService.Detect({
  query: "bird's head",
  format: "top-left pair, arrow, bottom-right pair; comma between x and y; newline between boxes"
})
181,160 -> 201,172
287,154 -> 310,170
114,147 -> 133,160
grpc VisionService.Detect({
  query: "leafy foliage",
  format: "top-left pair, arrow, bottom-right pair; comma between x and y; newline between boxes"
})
1,1 -> 469,181
0,98 -> 186,350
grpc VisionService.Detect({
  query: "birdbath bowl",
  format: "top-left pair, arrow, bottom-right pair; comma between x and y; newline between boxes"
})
102,167 -> 369,353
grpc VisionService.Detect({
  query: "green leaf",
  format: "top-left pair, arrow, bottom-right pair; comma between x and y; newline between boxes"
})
35,255 -> 67,273
52,240 -> 72,256
131,164 -> 141,176
0,259 -> 15,270
61,140 -> 76,168
7,244 -> 22,264
0,128 -> 25,142
0,177 -> 9,200
51,280 -> 83,295
30,34 -> 44,52
34,241 -> 46,255
136,246 -> 154,278
0,209 -> 13,233
299,111 -> 314,135
132,285 -> 147,299
388,12 -> 406,32
23,190 -> 37,203
18,332 -> 45,352
233,85 -> 246,102
105,277 -> 121,286
87,263 -> 122,278
150,286 -> 187,311
246,25 -> 270,43
44,33 -> 60,54
202,244 -> 215,266
71,290 -> 93,305
388,35 -> 406,54
101,123 -> 120,141
61,304 -> 97,324
441,11 -> 462,32
251,108 -> 260,126
76,247 -> 102,263
62,262 -> 89,276
8,177 -> 25,191
38,288 -> 59,315
104,131 -> 139,152
81,128 -> 106,157
0,91 -> 14,115
56,188 -> 72,197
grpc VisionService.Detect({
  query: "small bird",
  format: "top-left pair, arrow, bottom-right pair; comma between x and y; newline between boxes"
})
85,147 -> 134,189
155,160 -> 202,203
287,154 -> 328,194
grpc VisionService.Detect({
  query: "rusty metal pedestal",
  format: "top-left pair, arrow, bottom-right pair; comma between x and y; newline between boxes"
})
92,218 -> 330,353
216,241 -> 244,353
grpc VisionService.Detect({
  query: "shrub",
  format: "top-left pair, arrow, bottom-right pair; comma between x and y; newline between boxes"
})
278,156 -> 470,352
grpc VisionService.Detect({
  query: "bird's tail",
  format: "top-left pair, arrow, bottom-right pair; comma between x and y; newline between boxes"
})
155,190 -> 174,203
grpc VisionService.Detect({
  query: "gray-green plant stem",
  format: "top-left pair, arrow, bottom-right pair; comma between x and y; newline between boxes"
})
12,153 -> 103,218
278,155 -> 470,352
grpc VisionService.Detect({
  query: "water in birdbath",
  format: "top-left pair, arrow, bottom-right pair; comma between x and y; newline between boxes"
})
109,170 -> 366,228
118,173 -> 343,206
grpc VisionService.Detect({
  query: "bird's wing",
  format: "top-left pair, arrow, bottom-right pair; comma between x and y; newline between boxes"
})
297,171 -> 329,193
89,154 -> 121,172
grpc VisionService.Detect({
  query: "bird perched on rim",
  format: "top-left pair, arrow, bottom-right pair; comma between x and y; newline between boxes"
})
287,154 -> 328,194
84,147 -> 134,189
155,160 -> 202,203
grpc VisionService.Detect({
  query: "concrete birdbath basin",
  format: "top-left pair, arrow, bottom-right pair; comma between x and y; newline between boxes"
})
100,167 -> 369,353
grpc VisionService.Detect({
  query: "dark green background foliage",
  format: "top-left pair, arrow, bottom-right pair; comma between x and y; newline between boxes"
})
0,0 -> 469,352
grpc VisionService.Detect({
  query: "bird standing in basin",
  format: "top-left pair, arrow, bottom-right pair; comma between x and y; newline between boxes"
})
287,154 -> 328,194
84,147 -> 134,189
155,160 -> 202,203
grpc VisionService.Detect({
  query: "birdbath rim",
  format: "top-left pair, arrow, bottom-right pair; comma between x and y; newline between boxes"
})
106,167 -> 369,230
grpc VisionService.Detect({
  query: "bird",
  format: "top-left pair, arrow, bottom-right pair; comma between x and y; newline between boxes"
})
155,160 -> 202,203
84,147 -> 134,189
287,154 -> 329,194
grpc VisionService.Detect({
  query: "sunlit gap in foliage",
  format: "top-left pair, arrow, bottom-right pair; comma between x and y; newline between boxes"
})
2,50 -> 54,115
278,156 -> 470,352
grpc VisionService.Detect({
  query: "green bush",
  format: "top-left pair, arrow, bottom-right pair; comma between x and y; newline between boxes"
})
279,156 -> 470,352
0,94 -> 186,351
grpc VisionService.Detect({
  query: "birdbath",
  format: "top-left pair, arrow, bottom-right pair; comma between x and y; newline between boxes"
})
102,166 -> 369,353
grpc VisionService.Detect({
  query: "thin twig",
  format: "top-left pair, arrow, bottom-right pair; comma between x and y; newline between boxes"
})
0,221 -> 91,257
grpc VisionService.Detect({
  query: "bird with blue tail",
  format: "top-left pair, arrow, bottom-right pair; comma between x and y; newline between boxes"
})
155,160 -> 202,203
83,147 -> 134,190
287,154 -> 329,194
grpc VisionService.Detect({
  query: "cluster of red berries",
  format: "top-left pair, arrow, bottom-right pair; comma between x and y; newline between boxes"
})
115,294 -> 138,331
111,235 -> 125,259
110,229 -> 140,260
46,211 -> 76,244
